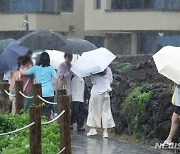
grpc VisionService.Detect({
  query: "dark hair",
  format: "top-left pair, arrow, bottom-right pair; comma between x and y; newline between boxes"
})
17,55 -> 31,69
38,52 -> 50,67
27,50 -> 33,55
97,69 -> 107,76
64,53 -> 73,59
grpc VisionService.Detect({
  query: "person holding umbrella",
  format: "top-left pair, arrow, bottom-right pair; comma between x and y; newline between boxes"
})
163,85 -> 180,146
153,46 -> 180,146
71,48 -> 116,138
87,67 -> 115,138
21,52 -> 58,119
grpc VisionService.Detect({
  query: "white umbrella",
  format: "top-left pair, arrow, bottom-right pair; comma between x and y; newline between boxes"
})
46,50 -> 64,69
153,46 -> 180,84
33,50 -> 79,69
71,47 -> 116,77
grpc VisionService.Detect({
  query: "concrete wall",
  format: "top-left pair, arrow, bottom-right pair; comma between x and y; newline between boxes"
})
85,0 -> 180,31
0,14 -> 37,31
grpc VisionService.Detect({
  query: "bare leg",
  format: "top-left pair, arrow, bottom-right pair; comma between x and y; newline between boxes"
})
167,113 -> 179,141
103,128 -> 108,138
104,128 -> 108,133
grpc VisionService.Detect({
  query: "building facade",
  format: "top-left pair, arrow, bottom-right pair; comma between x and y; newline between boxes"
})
85,0 -> 180,54
0,0 -> 180,54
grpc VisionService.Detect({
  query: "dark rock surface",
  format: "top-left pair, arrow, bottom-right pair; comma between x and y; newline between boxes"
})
110,55 -> 180,145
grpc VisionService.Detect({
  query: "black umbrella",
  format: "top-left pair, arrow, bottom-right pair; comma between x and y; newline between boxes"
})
60,38 -> 97,54
19,30 -> 67,50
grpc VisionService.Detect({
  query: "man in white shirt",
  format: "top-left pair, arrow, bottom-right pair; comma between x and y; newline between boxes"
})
71,75 -> 90,132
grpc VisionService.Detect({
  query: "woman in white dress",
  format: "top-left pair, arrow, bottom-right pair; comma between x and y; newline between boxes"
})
87,67 -> 115,138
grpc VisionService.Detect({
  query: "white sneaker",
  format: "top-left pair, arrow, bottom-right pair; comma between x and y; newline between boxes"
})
87,129 -> 97,136
103,131 -> 108,138
162,139 -> 173,146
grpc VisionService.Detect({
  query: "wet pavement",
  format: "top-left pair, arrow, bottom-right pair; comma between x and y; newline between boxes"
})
71,131 -> 172,154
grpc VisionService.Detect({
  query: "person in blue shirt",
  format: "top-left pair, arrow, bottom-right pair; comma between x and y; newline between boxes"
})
21,52 -> 58,119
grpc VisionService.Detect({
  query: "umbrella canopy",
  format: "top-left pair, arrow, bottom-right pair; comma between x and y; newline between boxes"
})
60,38 -> 97,54
0,39 -> 15,55
33,50 -> 80,69
153,46 -> 180,84
71,47 -> 116,77
19,30 -> 67,50
0,41 -> 29,74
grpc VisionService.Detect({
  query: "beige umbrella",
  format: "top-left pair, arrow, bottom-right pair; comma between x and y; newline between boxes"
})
153,46 -> 180,84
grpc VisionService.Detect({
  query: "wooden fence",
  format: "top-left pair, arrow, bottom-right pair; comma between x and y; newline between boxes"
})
0,80 -> 71,154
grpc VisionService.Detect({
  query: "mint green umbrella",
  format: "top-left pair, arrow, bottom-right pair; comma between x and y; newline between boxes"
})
0,39 -> 15,55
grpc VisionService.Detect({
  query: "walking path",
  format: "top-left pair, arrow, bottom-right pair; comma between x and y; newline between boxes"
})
71,130 -> 173,154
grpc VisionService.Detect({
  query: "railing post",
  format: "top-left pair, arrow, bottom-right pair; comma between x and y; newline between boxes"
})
58,94 -> 71,154
57,89 -> 67,114
0,81 -> 10,113
15,81 -> 24,114
29,106 -> 42,154
33,84 -> 42,106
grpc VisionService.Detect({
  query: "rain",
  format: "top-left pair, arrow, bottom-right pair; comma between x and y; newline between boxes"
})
0,0 -> 180,154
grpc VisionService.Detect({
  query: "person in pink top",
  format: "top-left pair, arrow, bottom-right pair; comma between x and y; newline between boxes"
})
9,55 -> 34,113
57,54 -> 73,95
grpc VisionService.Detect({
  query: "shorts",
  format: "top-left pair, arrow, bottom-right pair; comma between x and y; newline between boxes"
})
174,105 -> 180,115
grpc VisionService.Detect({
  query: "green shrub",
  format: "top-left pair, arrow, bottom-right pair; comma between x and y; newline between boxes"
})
133,92 -> 151,129
121,85 -> 151,138
115,63 -> 133,72
0,113 -> 60,154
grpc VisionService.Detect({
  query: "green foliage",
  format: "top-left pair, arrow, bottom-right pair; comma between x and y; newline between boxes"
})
121,86 -> 142,115
0,113 -> 60,154
115,63 -> 133,72
133,92 -> 151,129
121,85 -> 151,138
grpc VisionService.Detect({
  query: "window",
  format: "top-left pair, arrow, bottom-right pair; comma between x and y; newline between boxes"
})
61,0 -> 73,12
137,32 -> 180,54
95,0 -> 101,9
11,0 -> 40,12
85,36 -> 104,48
42,0 -> 55,13
111,0 -> 180,10
0,0 -> 11,12
0,0 -> 58,13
